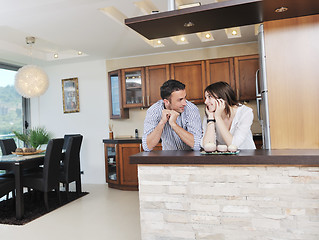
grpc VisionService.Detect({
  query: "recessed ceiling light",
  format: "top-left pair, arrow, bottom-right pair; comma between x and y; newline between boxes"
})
171,36 -> 189,45
196,32 -> 214,42
157,40 -> 161,44
54,53 -> 58,58
275,6 -> 288,13
78,51 -> 82,55
225,27 -> 241,39
184,21 -> 195,27
178,2 -> 201,9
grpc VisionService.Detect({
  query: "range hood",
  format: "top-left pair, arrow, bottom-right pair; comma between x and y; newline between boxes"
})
125,0 -> 319,40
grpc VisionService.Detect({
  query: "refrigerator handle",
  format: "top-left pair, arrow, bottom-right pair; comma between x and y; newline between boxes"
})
256,69 -> 261,97
256,97 -> 261,122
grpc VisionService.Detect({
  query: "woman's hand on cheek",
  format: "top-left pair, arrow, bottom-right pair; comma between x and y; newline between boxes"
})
205,105 -> 215,119
214,99 -> 225,118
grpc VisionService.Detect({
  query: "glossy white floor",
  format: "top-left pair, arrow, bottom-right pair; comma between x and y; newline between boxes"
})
0,184 -> 141,240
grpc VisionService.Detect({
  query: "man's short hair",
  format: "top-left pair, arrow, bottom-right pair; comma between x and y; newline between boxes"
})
160,80 -> 185,100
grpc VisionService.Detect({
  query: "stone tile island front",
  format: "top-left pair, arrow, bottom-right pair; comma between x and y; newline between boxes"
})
130,150 -> 319,240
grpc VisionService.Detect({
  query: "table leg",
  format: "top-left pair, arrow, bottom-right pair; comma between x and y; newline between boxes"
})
14,163 -> 24,220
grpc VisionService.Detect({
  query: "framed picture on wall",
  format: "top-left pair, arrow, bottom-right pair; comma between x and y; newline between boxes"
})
62,77 -> 80,113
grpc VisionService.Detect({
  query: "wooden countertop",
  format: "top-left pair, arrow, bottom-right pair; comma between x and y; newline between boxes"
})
130,149 -> 319,166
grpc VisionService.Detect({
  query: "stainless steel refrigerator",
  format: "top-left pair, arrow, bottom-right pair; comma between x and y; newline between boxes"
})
256,24 -> 271,149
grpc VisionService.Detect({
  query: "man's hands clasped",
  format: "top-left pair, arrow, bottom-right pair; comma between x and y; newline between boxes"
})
161,109 -> 180,127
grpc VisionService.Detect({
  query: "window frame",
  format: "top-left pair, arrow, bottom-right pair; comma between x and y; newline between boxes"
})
0,62 -> 30,133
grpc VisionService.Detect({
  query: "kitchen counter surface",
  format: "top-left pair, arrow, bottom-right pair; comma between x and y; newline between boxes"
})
130,149 -> 319,166
103,138 -> 142,144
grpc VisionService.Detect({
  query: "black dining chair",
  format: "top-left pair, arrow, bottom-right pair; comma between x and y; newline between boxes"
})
0,139 -> 16,199
60,135 -> 83,201
0,177 -> 15,201
0,138 -> 17,155
62,134 -> 81,152
23,138 -> 64,211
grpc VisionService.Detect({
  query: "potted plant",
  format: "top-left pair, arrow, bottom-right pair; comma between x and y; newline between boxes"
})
13,127 -> 51,152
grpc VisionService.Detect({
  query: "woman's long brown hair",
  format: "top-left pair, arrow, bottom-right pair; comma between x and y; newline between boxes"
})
204,81 -> 239,117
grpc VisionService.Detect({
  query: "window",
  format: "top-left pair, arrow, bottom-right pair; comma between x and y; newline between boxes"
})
0,63 -> 30,155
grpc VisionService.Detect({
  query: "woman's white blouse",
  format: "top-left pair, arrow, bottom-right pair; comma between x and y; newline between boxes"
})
202,105 -> 256,149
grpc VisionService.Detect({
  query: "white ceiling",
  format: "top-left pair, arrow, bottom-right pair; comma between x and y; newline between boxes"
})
0,0 -> 258,67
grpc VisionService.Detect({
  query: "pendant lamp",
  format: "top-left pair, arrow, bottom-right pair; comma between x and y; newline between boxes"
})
15,37 -> 49,98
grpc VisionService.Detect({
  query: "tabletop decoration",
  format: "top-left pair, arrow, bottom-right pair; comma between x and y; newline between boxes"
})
13,126 -> 51,151
200,150 -> 240,155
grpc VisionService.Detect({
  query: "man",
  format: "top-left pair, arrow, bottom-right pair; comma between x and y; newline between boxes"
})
142,79 -> 202,151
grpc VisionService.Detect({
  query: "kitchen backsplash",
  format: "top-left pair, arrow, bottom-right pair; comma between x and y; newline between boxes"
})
109,100 -> 261,139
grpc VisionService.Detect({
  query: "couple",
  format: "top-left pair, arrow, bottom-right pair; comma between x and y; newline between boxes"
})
142,79 -> 256,151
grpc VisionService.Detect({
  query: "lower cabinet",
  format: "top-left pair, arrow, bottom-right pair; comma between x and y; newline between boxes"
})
118,143 -> 140,187
104,141 -> 162,190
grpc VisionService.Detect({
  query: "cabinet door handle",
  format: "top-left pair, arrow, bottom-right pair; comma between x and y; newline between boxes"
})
147,96 -> 150,106
139,144 -> 142,152
237,89 -> 239,100
142,96 -> 145,106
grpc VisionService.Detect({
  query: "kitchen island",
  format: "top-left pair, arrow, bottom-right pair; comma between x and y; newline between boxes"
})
130,150 -> 319,240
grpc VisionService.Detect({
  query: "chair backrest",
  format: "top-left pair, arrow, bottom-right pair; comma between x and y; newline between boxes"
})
62,134 -> 81,151
64,135 -> 83,181
0,138 -> 17,155
43,138 -> 64,191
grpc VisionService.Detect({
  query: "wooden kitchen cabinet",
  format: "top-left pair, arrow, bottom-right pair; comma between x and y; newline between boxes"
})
121,67 -> 146,108
104,139 -> 162,190
118,143 -> 140,187
108,70 -> 129,119
234,55 -> 259,101
170,60 -> 206,104
206,57 -> 235,89
145,64 -> 170,106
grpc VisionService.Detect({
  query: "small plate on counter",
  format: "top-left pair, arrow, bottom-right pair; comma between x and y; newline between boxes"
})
200,150 -> 240,155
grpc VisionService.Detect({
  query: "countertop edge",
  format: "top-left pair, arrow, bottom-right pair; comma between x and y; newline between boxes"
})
130,150 -> 319,166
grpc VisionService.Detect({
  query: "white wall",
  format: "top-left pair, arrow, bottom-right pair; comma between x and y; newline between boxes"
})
31,60 -> 108,184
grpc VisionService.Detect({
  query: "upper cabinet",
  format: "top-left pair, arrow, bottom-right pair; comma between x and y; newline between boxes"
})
206,55 -> 259,101
145,64 -> 170,106
206,57 -> 235,89
234,55 -> 259,101
108,54 -> 259,118
108,70 -> 129,119
121,67 -> 146,108
170,60 -> 206,104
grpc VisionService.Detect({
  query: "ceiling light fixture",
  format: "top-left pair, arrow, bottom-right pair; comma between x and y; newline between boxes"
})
184,21 -> 195,27
78,51 -> 82,55
171,35 -> 189,45
54,53 -> 58,58
15,37 -> 49,98
275,7 -> 288,13
178,2 -> 201,9
196,32 -> 214,42
225,27 -> 241,39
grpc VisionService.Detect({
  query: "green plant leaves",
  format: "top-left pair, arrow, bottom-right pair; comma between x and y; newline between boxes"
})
29,127 -> 51,149
13,127 -> 52,149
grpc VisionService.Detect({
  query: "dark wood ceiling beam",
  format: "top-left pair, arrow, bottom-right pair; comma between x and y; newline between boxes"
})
125,0 -> 262,40
125,0 -> 319,40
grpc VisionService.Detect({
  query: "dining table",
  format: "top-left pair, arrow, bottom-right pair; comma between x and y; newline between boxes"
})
0,153 -> 45,219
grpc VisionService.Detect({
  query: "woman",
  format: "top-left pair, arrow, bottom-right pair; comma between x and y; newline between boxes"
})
202,81 -> 256,149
